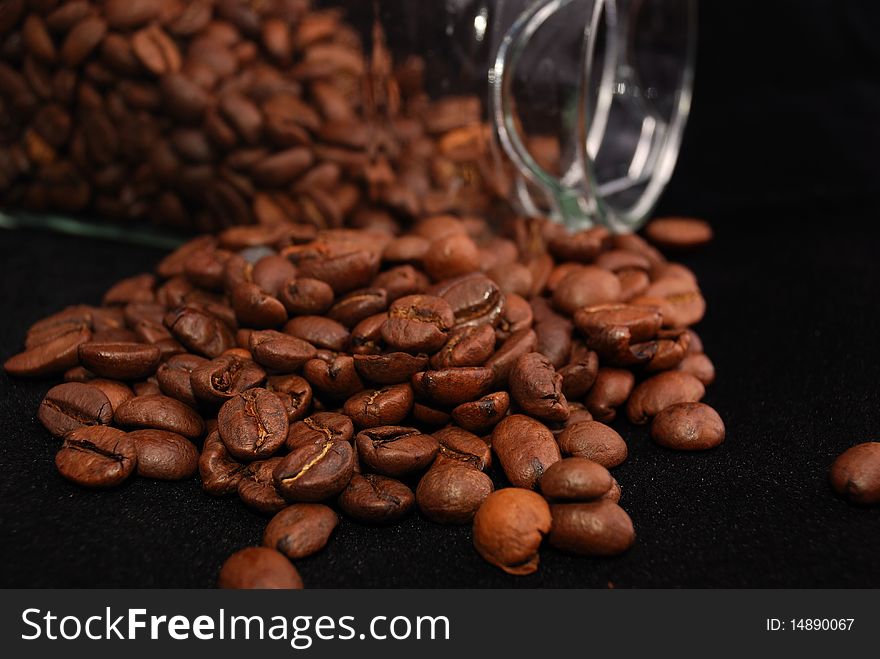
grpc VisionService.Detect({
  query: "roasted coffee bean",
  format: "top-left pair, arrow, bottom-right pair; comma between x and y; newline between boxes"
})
548,501 -> 635,556
249,330 -> 317,371
651,402 -> 725,451
190,355 -> 266,405
423,233 -> 481,281
547,227 -> 610,263
337,473 -> 415,524
355,426 -> 438,477
830,442 -> 880,505
288,244 -> 381,295
558,421 -> 627,468
129,429 -> 199,480
114,394 -> 204,439
285,412 -> 354,450
103,274 -> 156,306
494,293 -> 533,341
349,313 -> 387,355
165,306 -> 235,358
231,282 -> 288,328
133,380 -> 162,397
676,352 -> 716,385
199,430 -> 248,496
642,329 -> 690,372
284,316 -> 349,352
509,353 -> 569,423
584,367 -> 636,423
451,391 -> 510,434
540,458 -> 613,501
24,306 -> 94,349
492,415 -> 561,489
552,266 -> 621,315
55,426 -> 136,488
77,342 -> 162,380
273,440 -> 354,501
472,488 -> 551,576
534,317 -> 572,369
38,382 -> 112,438
381,294 -> 453,354
487,262 -> 533,298
431,273 -> 504,329
430,324 -> 496,369
644,217 -> 713,250
417,463 -> 493,524
411,367 -> 494,407
372,265 -> 429,302
218,547 -> 303,589
88,379 -> 134,413
263,504 -> 338,559
238,457 -> 288,515
131,24 -> 182,75
343,384 -> 413,428
573,304 -> 663,365
559,345 -> 599,399
433,426 -> 492,470
631,278 -> 706,328
353,352 -> 428,385
218,388 -> 289,461
411,402 -> 452,428
626,371 -> 705,425
61,16 -> 107,68
302,354 -> 363,399
327,288 -> 388,328
485,328 -> 537,388
266,374 -> 313,422
156,353 -> 207,407
4,324 -> 91,377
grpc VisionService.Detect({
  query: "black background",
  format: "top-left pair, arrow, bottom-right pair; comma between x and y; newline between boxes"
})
1,1 -> 879,587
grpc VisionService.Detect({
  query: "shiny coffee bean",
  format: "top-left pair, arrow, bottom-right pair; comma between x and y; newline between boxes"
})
156,353 -> 207,407
432,426 -> 492,470
55,425 -> 136,488
265,374 -> 313,422
77,341 -> 162,380
540,457 -> 613,501
355,426 -> 438,477
431,273 -> 504,329
573,304 -> 663,366
548,501 -> 635,555
411,367 -> 494,407
278,277 -> 335,316
114,394 -> 204,439
492,415 -> 561,489
218,388 -> 289,460
552,266 -> 621,316
429,324 -> 496,369
4,324 -> 91,377
249,330 -> 317,371
338,473 -> 415,524
302,354 -> 363,399
353,352 -> 428,385
38,382 -> 112,437
559,345 -> 599,399
263,504 -> 338,559
165,306 -> 235,358
557,421 -> 627,468
584,368 -> 635,423
199,430 -> 248,496
650,402 -> 725,451
485,328 -> 537,388
285,412 -> 354,450
626,371 -> 705,425
273,440 -> 355,501
328,288 -> 388,328
451,391 -> 510,434
129,429 -> 198,480
238,457 -> 288,515
342,384 -> 413,428
230,282 -> 287,328
830,442 -> 880,505
87,379 -> 134,413
417,463 -> 493,524
509,352 -> 569,423
190,355 -> 266,405
381,294 -> 454,354
472,488 -> 551,576
218,547 -> 303,590
284,315 -> 349,352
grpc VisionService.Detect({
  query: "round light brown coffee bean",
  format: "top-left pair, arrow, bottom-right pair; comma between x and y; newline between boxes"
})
491,415 -> 561,489
417,463 -> 493,524
38,382 -> 113,438
650,402 -> 725,451
540,457 -> 613,501
218,547 -> 303,589
129,429 -> 199,480
626,371 -> 705,425
548,501 -> 635,555
263,504 -> 338,559
557,421 -> 628,468
55,426 -> 137,488
830,442 -> 880,505
472,488 -> 552,576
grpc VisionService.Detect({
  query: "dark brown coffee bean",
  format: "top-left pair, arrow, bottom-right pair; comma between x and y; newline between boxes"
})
131,24 -> 181,75
343,384 -> 413,428
133,380 -> 162,397
417,463 -> 493,524
273,440 -> 354,501
103,273 -> 156,306
423,233 -> 481,281
265,374 -> 313,422
353,352 -> 428,385
302,354 -> 363,399
4,324 -> 91,377
190,355 -> 266,405
114,394 -> 204,439
552,266 -> 621,316
337,473 -> 415,523
548,501 -> 635,555
485,328 -> 537,388
327,288 -> 388,328
676,352 -> 716,385
547,227 -> 610,263
129,429 -> 198,480
252,148 -> 314,186
55,426 -> 136,489
285,412 -> 354,450
584,368 -> 636,423
430,324 -> 496,369
574,304 -> 663,365
218,547 -> 303,589
249,330 -> 316,371
559,345 -> 599,399
632,278 -> 706,328
287,243 -> 381,295
105,0 -> 160,29
540,457 -> 613,501
156,353 -> 207,407
558,421 -> 627,468
263,504 -> 338,559
38,382 -> 112,438
432,426 -> 492,470
487,262 -> 533,298
650,402 -> 725,451
349,313 -> 387,355
61,16 -> 107,67
411,367 -> 494,407
355,426 -> 438,477
238,457 -> 287,514
534,317 -> 572,369
509,353 -> 569,423
229,282 -> 286,328
451,391 -> 510,434
199,430 -> 248,496
472,488 -> 551,576
218,388 -> 289,461
252,255 -> 297,297
644,217 -> 713,250
284,316 -> 349,352
641,329 -> 691,372
411,402 -> 451,428
372,265 -> 429,302
22,14 -> 56,63
830,442 -> 880,505
492,415 -> 561,489
278,277 -> 335,315
626,371 -> 705,425
381,294 -> 453,354
87,379 -> 134,413
77,342 -> 162,380
24,306 -> 93,349
431,273 -> 504,329
165,306 -> 235,358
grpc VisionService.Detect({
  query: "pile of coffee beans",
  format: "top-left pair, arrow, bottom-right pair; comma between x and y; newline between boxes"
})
5,212 -> 732,587
0,0 -> 501,230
